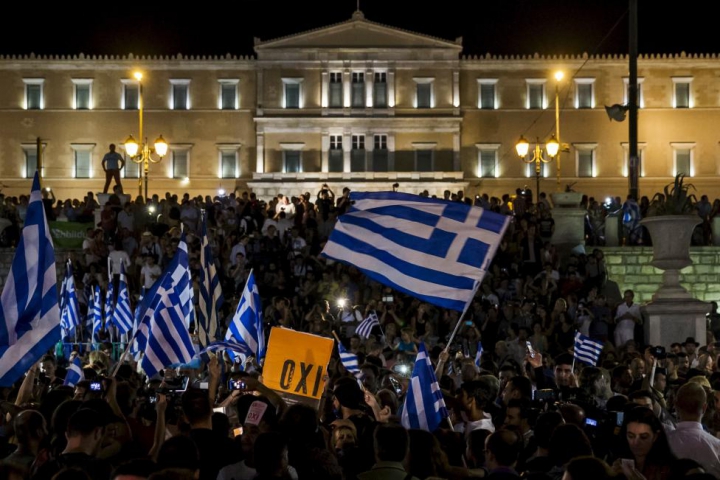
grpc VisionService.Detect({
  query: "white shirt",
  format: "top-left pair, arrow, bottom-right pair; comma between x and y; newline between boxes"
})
141,264 -> 162,289
453,412 -> 495,438
109,250 -> 131,275
667,421 -> 720,478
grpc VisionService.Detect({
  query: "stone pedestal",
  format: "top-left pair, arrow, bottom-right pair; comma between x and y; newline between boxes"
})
713,217 -> 720,246
640,215 -> 710,347
550,192 -> 586,256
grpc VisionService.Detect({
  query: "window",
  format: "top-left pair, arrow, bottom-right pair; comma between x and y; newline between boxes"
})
281,143 -> 303,173
329,135 -> 343,172
24,79 -> 44,110
72,79 -> 93,110
351,72 -> 365,108
22,145 -> 38,178
623,77 -> 645,108
283,78 -> 303,109
122,80 -> 139,110
415,78 -> 434,109
374,72 -> 387,108
219,80 -> 239,110
171,80 -> 190,110
172,149 -> 189,179
71,144 -> 94,179
416,150 -> 433,171
575,79 -> 595,109
672,143 -> 695,176
475,144 -> 500,178
526,80 -> 546,109
622,142 -> 646,178
478,79 -> 497,109
351,135 -> 366,171
575,145 -> 597,178
373,135 -> 388,171
218,146 -> 240,179
122,154 -> 140,178
329,72 -> 343,108
673,77 -> 692,108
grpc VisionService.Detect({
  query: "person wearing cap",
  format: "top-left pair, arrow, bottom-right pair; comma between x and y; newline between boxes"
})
31,408 -> 112,480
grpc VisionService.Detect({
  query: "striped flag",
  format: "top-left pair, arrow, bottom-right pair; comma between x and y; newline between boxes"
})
225,271 -> 265,361
105,279 -> 114,325
337,341 -> 362,378
0,172 -> 61,386
321,192 -> 510,312
198,340 -> 251,362
400,342 -> 449,432
197,212 -> 224,348
60,260 -> 81,338
474,341 -> 484,368
574,332 -> 604,366
356,312 -> 379,339
91,285 -> 103,344
130,288 -> 145,360
110,263 -> 133,334
135,235 -> 196,377
64,356 -> 84,387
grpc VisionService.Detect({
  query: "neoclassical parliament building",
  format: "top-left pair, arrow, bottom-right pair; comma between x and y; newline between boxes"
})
1,11 -> 719,201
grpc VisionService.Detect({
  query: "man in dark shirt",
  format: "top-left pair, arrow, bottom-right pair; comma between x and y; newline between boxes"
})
181,388 -> 241,480
32,408 -> 112,480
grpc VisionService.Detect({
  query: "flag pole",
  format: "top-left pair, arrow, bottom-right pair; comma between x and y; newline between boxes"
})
443,283 -> 481,353
112,327 -> 141,377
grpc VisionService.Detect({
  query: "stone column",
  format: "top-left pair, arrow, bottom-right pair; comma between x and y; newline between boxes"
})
256,132 -> 265,173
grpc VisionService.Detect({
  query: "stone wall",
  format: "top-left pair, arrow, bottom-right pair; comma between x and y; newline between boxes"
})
600,247 -> 720,304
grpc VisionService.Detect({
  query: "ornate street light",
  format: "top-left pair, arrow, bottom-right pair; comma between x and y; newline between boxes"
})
515,135 -> 559,201
124,72 -> 168,199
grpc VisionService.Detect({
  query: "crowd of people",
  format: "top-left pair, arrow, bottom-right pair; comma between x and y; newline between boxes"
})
1,184 -> 720,480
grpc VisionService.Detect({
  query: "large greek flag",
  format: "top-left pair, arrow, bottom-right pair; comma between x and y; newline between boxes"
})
400,342 -> 449,432
574,332 -> 604,366
0,173 -> 61,386
110,263 -> 133,334
225,271 -> 265,361
197,213 -> 223,348
322,192 -> 510,311
60,260 -> 81,338
135,235 -> 196,377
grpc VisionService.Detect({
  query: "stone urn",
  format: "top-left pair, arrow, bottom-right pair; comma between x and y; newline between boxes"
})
640,214 -> 709,347
640,215 -> 699,299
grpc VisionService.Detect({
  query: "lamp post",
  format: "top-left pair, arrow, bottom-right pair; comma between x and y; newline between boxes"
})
553,71 -> 567,190
124,72 -> 168,200
515,135 -> 559,202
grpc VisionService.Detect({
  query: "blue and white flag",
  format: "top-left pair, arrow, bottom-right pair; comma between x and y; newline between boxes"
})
474,341 -> 484,368
135,235 -> 196,377
0,172 -> 61,386
198,340 -> 251,362
321,192 -> 510,312
356,312 -> 380,339
105,279 -> 114,324
574,332 -> 604,366
225,271 -> 265,361
64,356 -> 84,387
110,263 -> 133,334
337,341 -> 364,379
91,285 -> 103,343
197,213 -> 224,348
60,260 -> 81,338
400,342 -> 449,432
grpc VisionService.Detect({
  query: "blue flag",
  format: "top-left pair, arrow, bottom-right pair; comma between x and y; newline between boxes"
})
91,285 -> 103,344
400,342 -> 449,432
110,263 -> 133,334
0,172 -> 61,386
574,332 -> 604,366
337,341 -> 362,378
60,260 -> 81,338
321,192 -> 510,311
197,213 -> 223,348
64,356 -> 84,387
225,271 -> 265,361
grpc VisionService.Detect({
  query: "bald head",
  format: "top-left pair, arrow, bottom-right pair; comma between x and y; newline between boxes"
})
675,382 -> 707,421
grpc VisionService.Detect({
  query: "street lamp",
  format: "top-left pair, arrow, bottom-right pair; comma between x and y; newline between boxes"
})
124,72 -> 168,199
515,135 -> 559,201
553,71 -> 567,190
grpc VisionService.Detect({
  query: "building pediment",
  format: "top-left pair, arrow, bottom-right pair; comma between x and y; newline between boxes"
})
255,11 -> 461,60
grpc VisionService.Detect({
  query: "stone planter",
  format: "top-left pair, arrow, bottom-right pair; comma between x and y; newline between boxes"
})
550,191 -> 585,254
713,217 -> 720,246
551,192 -> 583,207
640,214 -> 709,347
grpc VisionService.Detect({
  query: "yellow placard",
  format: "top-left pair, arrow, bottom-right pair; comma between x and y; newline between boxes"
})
262,328 -> 334,403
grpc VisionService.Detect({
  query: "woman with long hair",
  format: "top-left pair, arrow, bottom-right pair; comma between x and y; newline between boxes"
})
612,406 -> 676,480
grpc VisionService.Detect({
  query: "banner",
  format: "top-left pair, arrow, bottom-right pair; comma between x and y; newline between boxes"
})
262,327 -> 334,409
49,222 -> 89,248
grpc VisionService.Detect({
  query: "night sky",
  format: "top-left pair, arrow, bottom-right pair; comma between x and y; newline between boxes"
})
1,1 -> 717,57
